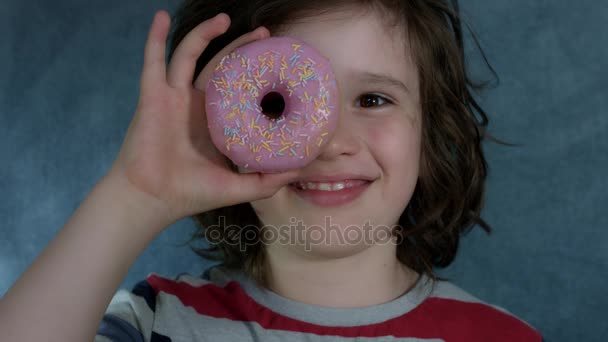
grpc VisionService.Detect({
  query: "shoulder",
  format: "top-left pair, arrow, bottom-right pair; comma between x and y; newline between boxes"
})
414,278 -> 543,341
113,265 -> 245,316
96,266 -> 245,341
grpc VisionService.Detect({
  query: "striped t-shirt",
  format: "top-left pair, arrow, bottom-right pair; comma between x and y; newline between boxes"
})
95,265 -> 543,341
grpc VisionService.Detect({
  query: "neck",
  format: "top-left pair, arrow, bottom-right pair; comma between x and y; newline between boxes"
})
263,243 -> 420,308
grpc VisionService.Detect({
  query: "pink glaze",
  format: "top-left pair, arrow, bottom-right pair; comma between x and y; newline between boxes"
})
205,36 -> 339,173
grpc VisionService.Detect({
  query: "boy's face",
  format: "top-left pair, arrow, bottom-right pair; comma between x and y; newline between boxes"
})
243,7 -> 421,258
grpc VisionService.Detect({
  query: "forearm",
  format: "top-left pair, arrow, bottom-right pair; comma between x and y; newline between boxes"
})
0,172 -> 172,342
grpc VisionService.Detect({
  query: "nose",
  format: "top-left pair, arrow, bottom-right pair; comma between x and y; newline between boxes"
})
315,111 -> 361,161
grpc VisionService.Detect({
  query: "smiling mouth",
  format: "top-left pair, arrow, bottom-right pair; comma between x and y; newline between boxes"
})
288,179 -> 373,206
289,179 -> 371,191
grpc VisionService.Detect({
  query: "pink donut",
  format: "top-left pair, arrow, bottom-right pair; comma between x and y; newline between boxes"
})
205,36 -> 339,173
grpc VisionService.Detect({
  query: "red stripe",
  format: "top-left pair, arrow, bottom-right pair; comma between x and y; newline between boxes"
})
146,274 -> 541,341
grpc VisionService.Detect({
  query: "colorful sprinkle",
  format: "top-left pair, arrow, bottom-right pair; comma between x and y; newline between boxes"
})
207,39 -> 337,166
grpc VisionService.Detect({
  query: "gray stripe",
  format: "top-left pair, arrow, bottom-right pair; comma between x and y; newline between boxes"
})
153,292 -> 445,342
206,267 -> 435,327
97,313 -> 145,342
428,281 -> 483,303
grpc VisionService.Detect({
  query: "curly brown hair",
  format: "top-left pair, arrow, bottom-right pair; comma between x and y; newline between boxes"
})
168,0 -> 497,287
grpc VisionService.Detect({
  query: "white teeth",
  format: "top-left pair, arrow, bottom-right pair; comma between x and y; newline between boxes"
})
332,183 -> 345,191
318,183 -> 332,191
294,181 -> 360,191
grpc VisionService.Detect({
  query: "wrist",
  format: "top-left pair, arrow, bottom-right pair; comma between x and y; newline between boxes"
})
98,169 -> 176,236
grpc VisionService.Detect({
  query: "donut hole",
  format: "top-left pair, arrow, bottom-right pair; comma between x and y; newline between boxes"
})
260,92 -> 286,120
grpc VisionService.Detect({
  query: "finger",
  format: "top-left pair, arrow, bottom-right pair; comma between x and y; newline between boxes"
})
229,169 -> 300,203
194,26 -> 271,90
167,13 -> 231,88
141,10 -> 171,89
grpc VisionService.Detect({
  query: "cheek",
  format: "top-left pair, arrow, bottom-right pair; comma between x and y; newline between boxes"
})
249,196 -> 277,223
366,117 -> 421,173
249,186 -> 294,226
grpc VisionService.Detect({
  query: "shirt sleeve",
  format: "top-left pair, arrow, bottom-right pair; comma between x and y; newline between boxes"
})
95,280 -> 157,342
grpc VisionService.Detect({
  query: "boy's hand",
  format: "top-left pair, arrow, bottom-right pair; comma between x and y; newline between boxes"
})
108,10 -> 298,225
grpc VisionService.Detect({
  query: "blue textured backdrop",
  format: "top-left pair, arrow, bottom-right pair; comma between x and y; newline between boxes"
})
1,1 -> 606,341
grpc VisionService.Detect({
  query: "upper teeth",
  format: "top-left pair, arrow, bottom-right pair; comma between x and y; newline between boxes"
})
293,181 -> 350,191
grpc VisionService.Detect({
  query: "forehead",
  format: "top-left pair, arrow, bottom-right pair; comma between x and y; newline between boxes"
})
275,8 -> 418,92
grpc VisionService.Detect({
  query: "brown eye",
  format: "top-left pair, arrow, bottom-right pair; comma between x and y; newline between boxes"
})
358,94 -> 389,108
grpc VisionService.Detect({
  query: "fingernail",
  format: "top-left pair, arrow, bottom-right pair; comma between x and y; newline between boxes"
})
214,13 -> 230,23
254,26 -> 269,39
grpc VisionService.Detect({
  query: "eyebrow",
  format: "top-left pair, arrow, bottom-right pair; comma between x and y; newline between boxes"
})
357,72 -> 410,94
